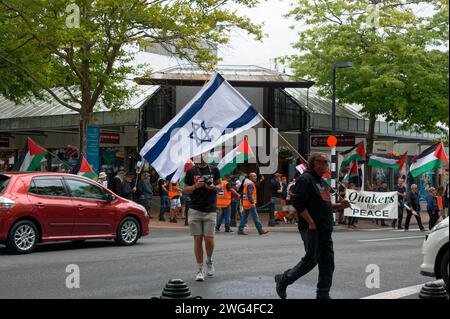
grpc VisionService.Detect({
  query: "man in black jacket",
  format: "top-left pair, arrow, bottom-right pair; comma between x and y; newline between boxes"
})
120,172 -> 135,201
404,184 -> 425,231
274,153 -> 350,299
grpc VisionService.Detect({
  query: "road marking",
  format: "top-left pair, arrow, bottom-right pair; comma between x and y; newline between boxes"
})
361,283 -> 424,299
358,228 -> 423,232
360,228 -> 393,232
358,236 -> 424,242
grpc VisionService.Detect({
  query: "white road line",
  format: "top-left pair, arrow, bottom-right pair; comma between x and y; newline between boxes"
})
358,228 -> 423,232
361,284 -> 424,299
360,228 -> 393,232
358,236 -> 424,242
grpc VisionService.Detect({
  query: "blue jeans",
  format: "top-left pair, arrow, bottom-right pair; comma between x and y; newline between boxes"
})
159,196 -> 170,220
238,207 -> 263,232
230,200 -> 240,226
217,206 -> 232,230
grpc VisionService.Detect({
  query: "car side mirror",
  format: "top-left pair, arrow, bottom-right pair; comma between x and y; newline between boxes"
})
104,193 -> 115,202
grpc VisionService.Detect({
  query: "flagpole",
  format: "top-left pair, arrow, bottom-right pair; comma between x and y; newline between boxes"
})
256,114 -> 350,201
257,114 -> 308,164
46,150 -> 74,170
27,137 -> 73,171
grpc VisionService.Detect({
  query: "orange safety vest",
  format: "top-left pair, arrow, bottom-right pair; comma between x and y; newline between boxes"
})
217,181 -> 232,208
242,182 -> 257,210
168,182 -> 181,199
437,196 -> 443,210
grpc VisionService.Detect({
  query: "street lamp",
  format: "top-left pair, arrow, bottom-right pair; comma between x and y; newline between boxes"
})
331,61 -> 352,188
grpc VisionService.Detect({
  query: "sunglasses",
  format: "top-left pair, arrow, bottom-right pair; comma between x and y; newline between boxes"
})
315,159 -> 330,164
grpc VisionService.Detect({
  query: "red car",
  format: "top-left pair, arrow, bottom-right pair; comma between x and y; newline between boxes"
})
0,172 -> 149,254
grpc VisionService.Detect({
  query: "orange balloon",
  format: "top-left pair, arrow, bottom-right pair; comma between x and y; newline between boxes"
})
327,135 -> 338,147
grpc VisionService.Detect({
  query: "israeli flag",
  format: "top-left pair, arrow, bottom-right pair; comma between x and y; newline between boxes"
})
139,73 -> 262,179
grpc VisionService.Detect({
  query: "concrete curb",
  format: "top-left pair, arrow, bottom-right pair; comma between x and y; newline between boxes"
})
148,224 -> 386,233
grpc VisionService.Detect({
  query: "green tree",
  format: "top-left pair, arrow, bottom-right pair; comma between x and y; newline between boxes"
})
0,0 -> 262,153
280,0 -> 449,187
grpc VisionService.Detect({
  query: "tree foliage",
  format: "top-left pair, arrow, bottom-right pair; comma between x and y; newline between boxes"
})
280,0 -> 449,134
0,0 -> 262,151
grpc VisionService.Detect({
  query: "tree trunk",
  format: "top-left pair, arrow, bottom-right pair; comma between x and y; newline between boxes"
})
79,112 -> 92,155
365,114 -> 377,190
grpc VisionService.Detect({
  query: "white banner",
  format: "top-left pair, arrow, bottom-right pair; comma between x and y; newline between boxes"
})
344,189 -> 398,219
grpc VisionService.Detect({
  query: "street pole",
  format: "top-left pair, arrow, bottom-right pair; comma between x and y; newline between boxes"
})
331,67 -> 337,189
331,61 -> 352,191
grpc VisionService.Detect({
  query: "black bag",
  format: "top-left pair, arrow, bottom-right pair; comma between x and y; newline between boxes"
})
238,177 -> 247,196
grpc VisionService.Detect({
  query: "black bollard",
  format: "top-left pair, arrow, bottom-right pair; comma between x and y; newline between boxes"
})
155,279 -> 201,299
418,281 -> 448,299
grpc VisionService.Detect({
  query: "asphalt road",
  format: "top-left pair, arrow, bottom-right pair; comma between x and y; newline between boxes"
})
0,227 -> 433,299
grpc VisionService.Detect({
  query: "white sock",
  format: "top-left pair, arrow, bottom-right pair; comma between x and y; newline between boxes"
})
206,257 -> 212,264
198,263 -> 203,270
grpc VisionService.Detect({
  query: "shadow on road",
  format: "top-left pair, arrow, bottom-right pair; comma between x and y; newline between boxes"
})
0,240 -> 125,255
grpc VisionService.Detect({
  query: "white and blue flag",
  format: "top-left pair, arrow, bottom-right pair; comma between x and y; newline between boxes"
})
139,73 -> 262,179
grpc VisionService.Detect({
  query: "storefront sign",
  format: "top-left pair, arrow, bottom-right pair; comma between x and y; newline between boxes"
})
311,135 -> 355,147
100,132 -> 120,145
86,127 -> 100,174
344,189 -> 398,219
116,151 -> 125,158
0,137 -> 9,148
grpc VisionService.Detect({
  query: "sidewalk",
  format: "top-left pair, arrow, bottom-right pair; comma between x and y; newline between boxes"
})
147,210 -> 433,232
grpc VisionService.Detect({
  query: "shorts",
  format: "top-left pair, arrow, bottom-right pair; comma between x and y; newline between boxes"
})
170,198 -> 181,209
188,209 -> 217,237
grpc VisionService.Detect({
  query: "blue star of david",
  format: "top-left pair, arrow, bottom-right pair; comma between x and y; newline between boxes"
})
189,121 -> 214,146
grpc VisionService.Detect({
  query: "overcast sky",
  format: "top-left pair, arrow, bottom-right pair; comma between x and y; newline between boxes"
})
219,0 -> 299,69
134,1 -> 437,73
220,0 -> 437,69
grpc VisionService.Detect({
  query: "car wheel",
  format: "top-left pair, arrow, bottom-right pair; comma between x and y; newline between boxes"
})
6,220 -> 39,254
116,217 -> 140,246
440,250 -> 449,292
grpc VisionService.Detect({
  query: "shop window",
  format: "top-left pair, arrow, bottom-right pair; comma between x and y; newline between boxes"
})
274,89 -> 307,131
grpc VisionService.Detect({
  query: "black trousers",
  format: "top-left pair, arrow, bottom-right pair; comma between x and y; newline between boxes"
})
392,207 -> 404,229
281,228 -> 334,297
405,210 -> 424,230
268,198 -> 277,226
428,210 -> 439,230
230,200 -> 240,227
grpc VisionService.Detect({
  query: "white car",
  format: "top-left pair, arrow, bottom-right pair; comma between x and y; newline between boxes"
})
420,217 -> 449,290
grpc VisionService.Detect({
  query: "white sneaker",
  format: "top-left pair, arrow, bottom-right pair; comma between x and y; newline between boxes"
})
206,261 -> 215,277
195,269 -> 205,281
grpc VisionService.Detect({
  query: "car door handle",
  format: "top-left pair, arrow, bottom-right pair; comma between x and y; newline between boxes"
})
76,204 -> 85,210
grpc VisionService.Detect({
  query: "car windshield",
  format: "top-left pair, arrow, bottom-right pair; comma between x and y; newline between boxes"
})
0,174 -> 10,193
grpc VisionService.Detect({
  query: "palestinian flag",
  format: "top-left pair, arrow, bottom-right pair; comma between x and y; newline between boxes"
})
217,139 -> 254,177
341,161 -> 359,183
75,154 -> 96,179
322,170 -> 332,184
13,138 -> 47,171
368,152 -> 407,171
341,141 -> 365,168
179,160 -> 195,189
410,143 -> 448,178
